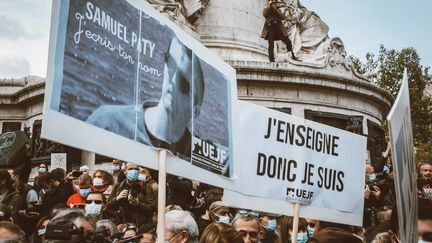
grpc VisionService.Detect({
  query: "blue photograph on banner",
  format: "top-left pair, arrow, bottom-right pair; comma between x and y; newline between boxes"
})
50,0 -> 232,176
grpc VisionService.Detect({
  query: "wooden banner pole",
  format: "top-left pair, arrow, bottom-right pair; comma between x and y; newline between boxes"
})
291,203 -> 301,243
156,150 -> 167,243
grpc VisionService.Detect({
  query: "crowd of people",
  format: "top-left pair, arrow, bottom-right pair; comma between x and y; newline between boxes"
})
0,158 -> 432,243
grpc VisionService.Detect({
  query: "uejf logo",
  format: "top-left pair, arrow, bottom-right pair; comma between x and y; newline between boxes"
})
0,132 -> 16,160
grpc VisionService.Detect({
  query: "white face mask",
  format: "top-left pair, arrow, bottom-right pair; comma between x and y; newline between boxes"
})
85,202 -> 102,215
112,165 -> 121,171
37,228 -> 46,236
93,177 -> 104,187
138,174 -> 147,181
424,188 -> 432,198
419,240 -> 432,243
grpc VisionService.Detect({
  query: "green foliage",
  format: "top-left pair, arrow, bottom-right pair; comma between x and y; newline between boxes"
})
351,45 -> 432,164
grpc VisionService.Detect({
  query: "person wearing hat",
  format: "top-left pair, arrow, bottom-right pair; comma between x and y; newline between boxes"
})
259,212 -> 280,243
208,201 -> 232,225
197,200 -> 231,237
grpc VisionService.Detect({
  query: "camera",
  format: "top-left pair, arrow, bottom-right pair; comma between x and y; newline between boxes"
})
71,171 -> 83,178
129,183 -> 142,198
45,221 -> 84,241
45,222 -> 118,243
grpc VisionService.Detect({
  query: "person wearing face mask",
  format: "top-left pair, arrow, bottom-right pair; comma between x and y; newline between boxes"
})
8,169 -> 39,236
259,213 -> 280,243
106,162 -> 156,226
164,210 -> 199,243
33,163 -> 49,193
92,170 -> 114,199
36,170 -> 71,216
417,178 -> 432,199
84,192 -> 105,220
275,216 -> 308,243
364,163 -> 385,228
112,159 -> 126,183
208,201 -> 232,225
66,174 -> 93,208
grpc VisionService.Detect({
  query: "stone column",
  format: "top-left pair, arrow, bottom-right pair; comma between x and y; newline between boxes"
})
195,0 -> 268,61
81,150 -> 96,170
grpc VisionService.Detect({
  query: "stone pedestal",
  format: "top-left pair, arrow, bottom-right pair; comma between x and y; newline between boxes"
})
195,0 -> 268,61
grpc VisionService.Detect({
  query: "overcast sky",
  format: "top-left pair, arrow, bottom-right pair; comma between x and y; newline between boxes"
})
0,0 -> 430,78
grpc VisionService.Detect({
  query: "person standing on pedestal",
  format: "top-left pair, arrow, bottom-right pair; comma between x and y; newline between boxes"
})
261,0 -> 295,62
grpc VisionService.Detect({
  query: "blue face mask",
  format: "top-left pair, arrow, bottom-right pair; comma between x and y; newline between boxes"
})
127,170 -> 139,181
296,233 -> 308,243
307,225 -> 315,237
267,219 -> 277,231
218,215 -> 231,225
79,188 -> 92,198
112,165 -> 121,172
367,173 -> 376,182
39,167 -> 47,174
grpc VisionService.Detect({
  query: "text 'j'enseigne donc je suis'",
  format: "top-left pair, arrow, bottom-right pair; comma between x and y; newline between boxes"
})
256,117 -> 345,195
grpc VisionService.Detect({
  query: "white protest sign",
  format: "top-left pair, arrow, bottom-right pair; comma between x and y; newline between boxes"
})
387,70 -> 418,242
42,0 -> 237,189
51,153 -> 67,171
230,101 -> 366,225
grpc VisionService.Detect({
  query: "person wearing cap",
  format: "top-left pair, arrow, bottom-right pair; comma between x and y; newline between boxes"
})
197,200 -> 228,236
66,174 -> 93,208
87,36 -> 205,158
118,223 -> 139,239
208,201 -> 232,225
232,210 -> 260,243
259,212 -> 280,243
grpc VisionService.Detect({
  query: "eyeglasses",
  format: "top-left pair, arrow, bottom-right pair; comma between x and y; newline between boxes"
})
238,230 -> 259,239
127,168 -> 139,171
86,200 -> 103,205
122,225 -> 138,235
72,204 -> 86,209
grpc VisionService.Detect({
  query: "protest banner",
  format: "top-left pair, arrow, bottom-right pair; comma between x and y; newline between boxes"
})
51,153 -> 67,171
0,131 -> 30,172
224,101 -> 367,225
387,70 -> 418,242
42,0 -> 236,186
